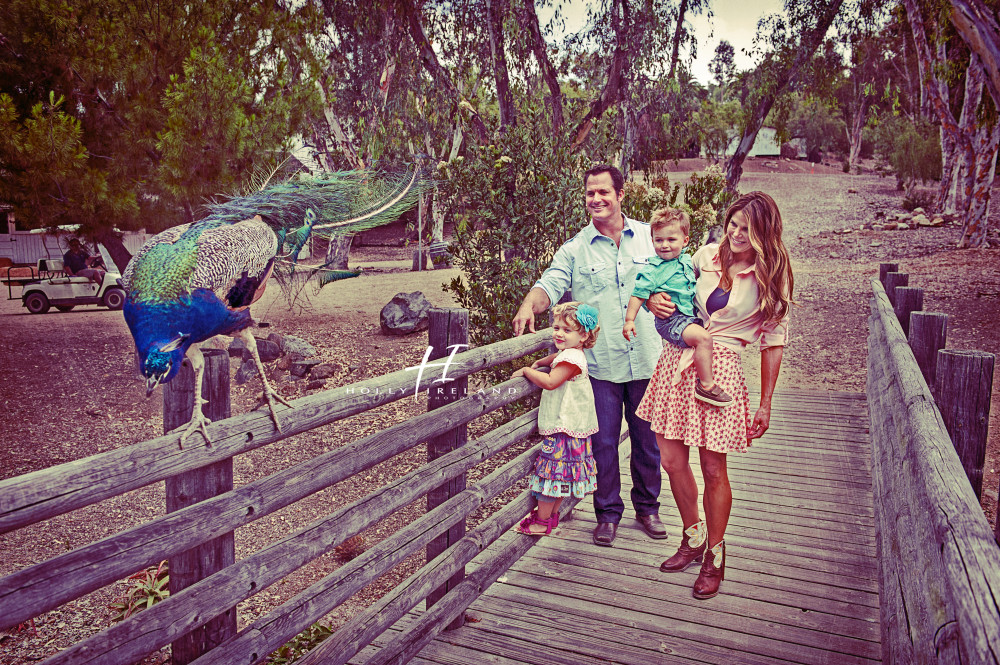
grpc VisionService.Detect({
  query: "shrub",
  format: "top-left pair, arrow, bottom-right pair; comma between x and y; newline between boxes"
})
438,110 -> 614,358
869,115 -> 941,193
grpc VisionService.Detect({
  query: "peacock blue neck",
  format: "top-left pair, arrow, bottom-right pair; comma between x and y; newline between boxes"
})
125,287 -> 252,361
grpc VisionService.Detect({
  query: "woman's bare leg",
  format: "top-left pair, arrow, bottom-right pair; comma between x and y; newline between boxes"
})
698,447 -> 732,546
657,435 -> 700,527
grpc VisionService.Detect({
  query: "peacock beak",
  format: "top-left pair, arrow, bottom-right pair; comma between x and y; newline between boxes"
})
146,375 -> 162,397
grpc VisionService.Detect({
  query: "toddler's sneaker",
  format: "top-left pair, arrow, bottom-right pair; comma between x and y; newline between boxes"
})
696,381 -> 732,407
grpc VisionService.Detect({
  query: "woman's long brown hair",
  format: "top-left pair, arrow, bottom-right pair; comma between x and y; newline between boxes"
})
717,191 -> 794,325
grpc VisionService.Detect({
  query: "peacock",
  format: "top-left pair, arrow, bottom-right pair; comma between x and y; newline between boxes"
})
121,167 -> 429,447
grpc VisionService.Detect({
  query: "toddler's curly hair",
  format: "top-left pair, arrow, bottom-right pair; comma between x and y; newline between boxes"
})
551,301 -> 600,349
650,207 -> 691,236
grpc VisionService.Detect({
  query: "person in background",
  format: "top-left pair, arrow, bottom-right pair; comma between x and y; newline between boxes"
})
63,238 -> 106,286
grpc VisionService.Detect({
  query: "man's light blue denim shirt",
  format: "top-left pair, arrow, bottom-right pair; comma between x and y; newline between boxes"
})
533,215 -> 663,382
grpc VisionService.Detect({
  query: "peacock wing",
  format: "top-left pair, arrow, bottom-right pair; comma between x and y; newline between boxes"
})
189,216 -> 279,309
121,224 -> 192,293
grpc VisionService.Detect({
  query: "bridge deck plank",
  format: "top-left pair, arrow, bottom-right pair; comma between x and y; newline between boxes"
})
373,389 -> 880,665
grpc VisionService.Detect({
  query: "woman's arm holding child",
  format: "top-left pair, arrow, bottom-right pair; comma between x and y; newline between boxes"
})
512,361 -> 581,390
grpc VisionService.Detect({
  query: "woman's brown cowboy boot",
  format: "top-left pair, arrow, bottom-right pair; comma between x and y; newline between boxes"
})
692,540 -> 726,599
659,521 -> 707,572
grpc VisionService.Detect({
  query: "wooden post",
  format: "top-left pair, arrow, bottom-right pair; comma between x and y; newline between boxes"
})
934,350 -> 995,501
884,272 -> 908,307
163,348 -> 236,665
879,262 -> 899,286
909,312 -> 948,395
893,286 -> 923,337
425,308 -> 469,629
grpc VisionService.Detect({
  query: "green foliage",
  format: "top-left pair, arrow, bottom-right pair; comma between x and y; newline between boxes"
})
692,99 -> 741,162
0,0 -> 322,236
869,115 -> 942,193
786,95 -> 846,163
266,622 -> 334,664
902,190 -> 936,212
109,561 -> 169,622
622,181 -> 679,225
684,164 -> 738,226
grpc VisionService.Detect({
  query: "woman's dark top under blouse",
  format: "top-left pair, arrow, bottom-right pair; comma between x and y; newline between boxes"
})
705,286 -> 730,316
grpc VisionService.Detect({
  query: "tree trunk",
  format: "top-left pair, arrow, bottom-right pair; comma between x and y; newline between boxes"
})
487,0 -> 516,131
522,0 -> 564,133
847,95 -> 869,173
907,0 -> 998,248
938,128 -> 962,213
93,229 -> 133,274
958,122 -> 1000,247
325,234 -> 353,270
949,0 -> 1000,110
619,102 -> 637,180
723,0 -> 845,192
667,0 -> 689,80
571,0 -> 632,150
430,190 -> 445,243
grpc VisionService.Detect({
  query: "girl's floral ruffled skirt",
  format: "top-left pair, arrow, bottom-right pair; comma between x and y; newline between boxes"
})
528,432 -> 598,499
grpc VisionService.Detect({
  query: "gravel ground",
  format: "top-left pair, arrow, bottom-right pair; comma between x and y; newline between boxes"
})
2,165 -> 998,663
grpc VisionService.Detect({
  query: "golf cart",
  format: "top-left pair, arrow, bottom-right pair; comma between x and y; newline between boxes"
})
5,257 -> 125,314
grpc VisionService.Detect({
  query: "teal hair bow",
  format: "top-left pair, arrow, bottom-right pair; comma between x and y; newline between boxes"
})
576,304 -> 599,331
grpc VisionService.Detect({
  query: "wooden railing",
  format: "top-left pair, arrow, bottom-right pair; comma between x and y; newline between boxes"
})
0,309 -> 566,665
867,272 -> 1000,664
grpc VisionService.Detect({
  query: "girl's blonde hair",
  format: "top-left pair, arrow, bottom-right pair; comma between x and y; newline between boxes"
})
718,191 -> 794,325
551,301 -> 600,349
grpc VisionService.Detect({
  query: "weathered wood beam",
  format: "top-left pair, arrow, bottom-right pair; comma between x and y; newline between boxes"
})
363,495 -> 578,665
200,427 -> 544,665
31,409 -> 541,665
0,331 -> 553,534
0,377 -> 541,632
867,278 -> 1000,662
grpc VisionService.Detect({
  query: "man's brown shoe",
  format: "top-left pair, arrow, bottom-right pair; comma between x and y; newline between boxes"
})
693,540 -> 726,599
636,514 -> 668,539
593,522 -> 617,547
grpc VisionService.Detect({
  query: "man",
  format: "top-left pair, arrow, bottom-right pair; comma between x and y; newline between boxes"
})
63,238 -> 106,286
512,164 -> 670,546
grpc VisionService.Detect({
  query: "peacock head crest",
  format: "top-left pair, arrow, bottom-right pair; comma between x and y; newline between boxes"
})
142,334 -> 190,396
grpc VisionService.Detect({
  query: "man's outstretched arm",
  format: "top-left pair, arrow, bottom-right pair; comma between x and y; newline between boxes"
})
512,288 -> 552,336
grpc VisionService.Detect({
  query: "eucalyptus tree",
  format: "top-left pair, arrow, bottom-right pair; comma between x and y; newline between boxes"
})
723,0 -> 849,192
902,0 -> 998,247
948,0 -> 1000,109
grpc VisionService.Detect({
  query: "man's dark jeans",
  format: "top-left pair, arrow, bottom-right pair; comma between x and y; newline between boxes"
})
589,377 -> 662,524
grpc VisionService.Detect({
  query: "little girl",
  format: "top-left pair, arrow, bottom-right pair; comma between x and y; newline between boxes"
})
511,301 -> 600,536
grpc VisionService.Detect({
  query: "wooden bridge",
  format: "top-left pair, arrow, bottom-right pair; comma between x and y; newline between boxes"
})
358,391 -> 881,665
1,276 -> 998,665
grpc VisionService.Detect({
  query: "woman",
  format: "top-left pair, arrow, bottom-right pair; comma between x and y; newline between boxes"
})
635,191 -> 793,599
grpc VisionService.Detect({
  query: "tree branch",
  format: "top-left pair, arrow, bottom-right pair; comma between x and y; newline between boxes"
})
521,0 -> 564,133
397,0 -> 489,143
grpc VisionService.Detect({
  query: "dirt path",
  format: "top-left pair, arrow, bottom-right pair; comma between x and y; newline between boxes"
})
1,170 -> 998,662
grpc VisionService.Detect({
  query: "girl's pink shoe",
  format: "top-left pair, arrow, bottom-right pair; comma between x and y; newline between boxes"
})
515,513 -> 558,536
